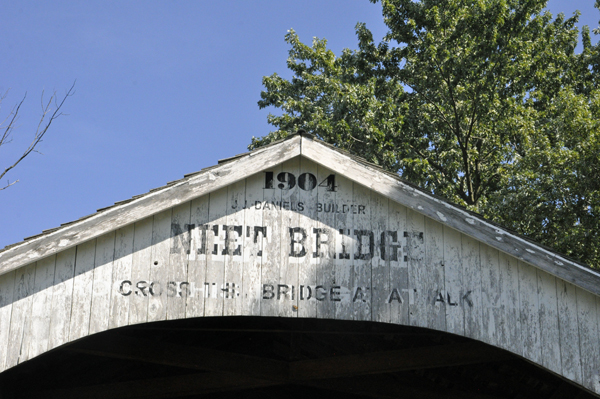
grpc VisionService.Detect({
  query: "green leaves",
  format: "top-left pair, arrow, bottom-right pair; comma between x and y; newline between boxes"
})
253,0 -> 600,267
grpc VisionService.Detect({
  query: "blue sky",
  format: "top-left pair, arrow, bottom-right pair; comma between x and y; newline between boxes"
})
0,0 -> 597,249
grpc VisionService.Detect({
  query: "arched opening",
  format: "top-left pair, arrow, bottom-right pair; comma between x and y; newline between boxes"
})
0,317 -> 595,399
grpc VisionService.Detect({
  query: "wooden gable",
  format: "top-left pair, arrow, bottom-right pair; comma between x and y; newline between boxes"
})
1,133 -> 600,394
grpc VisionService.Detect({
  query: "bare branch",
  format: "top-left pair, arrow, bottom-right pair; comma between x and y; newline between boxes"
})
0,81 -> 75,188
0,179 -> 19,191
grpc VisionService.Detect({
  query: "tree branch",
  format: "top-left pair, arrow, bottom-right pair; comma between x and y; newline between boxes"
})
0,81 -> 75,188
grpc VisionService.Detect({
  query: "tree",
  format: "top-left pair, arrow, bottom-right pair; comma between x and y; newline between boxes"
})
252,0 -> 600,267
0,82 -> 75,190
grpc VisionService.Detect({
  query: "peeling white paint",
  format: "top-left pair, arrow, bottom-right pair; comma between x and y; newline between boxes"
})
465,218 -> 475,225
436,211 -> 447,222
58,239 -> 69,247
496,237 -> 503,241
526,249 -> 535,254
417,205 -> 424,210
555,261 -> 564,266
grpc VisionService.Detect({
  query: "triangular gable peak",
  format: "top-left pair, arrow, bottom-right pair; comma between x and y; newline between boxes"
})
1,133 -> 600,394
1,133 -> 598,294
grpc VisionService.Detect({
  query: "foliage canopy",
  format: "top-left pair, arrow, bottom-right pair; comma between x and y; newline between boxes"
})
251,0 -> 600,268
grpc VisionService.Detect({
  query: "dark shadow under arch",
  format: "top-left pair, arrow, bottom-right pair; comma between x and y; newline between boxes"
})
0,317 -> 596,399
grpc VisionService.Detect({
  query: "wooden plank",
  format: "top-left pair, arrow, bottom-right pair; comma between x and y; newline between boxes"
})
260,163 -> 281,317
352,181 -> 371,321
499,251 -> 521,354
5,263 -> 35,368
333,171 -> 354,320
407,208 -> 426,327
518,260 -> 541,364
300,136 -> 600,297
15,265 -> 36,364
443,226 -> 463,335
186,194 -> 209,318
241,174 -> 263,317
576,287 -> 600,393
370,191 -> 389,323
27,256 -> 56,359
389,201 -> 408,326
462,234 -> 482,341
89,232 -> 115,335
108,225 -> 134,329
147,209 -> 171,322
167,202 -> 191,320
557,279 -> 583,384
315,162 -> 336,319
480,244 -> 501,347
205,187 -> 228,317
424,217 -> 445,331
296,158 -> 318,318
538,269 -> 561,374
68,239 -> 97,341
128,216 -> 153,325
0,135 -> 302,276
277,157 -> 300,318
48,246 -> 76,350
0,270 -> 15,372
223,180 -> 245,316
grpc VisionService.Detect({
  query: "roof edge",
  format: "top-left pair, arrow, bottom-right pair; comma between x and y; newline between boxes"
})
0,135 -> 301,275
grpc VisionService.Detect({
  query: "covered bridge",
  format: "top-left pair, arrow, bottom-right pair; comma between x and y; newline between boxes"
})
1,133 -> 600,398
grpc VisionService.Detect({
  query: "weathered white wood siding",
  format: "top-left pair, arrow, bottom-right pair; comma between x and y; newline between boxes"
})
1,156 -> 599,394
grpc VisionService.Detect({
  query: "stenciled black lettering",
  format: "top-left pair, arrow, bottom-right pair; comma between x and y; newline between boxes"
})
119,280 -> 132,296
264,171 -> 274,189
289,227 -> 307,257
298,172 -> 317,191
462,290 -> 473,307
277,172 -> 296,190
179,282 -> 190,298
354,230 -> 374,260
353,287 -> 368,303
211,225 -> 220,255
380,231 -> 401,261
338,229 -> 350,259
150,281 -> 162,296
170,223 -> 194,255
300,285 -> 312,300
447,292 -> 458,306
387,288 -> 403,303
330,286 -> 341,302
315,285 -> 327,301
312,228 -> 331,258
221,282 -> 236,299
167,281 -> 178,297
436,291 -> 445,304
253,226 -> 267,257
263,284 -> 275,299
136,281 -> 149,297
222,225 -> 243,256
277,284 -> 289,300
197,224 -> 210,255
